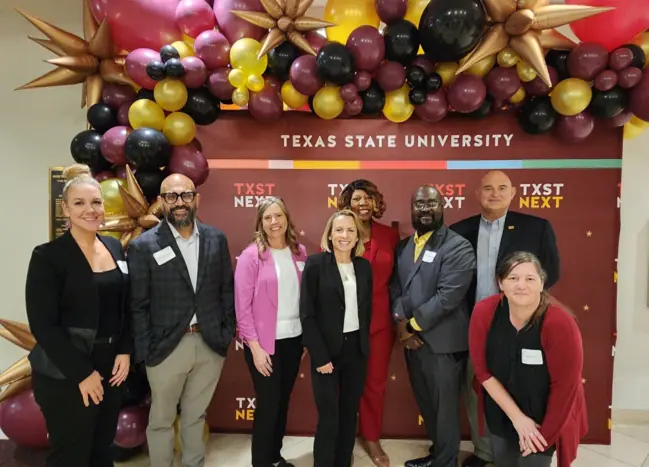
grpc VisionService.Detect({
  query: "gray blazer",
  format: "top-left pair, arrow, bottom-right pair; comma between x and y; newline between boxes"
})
390,225 -> 476,353
128,221 -> 235,366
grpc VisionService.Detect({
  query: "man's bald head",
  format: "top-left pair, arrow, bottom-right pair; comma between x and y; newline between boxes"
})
476,170 -> 515,219
161,173 -> 195,194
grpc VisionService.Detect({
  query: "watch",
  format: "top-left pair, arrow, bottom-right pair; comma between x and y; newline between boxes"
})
405,321 -> 416,334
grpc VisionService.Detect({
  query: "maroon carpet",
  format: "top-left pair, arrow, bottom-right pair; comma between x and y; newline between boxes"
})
0,441 -> 47,467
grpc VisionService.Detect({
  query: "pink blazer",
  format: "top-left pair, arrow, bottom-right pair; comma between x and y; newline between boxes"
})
234,242 -> 307,354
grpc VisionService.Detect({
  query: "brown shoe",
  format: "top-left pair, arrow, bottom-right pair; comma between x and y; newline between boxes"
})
364,440 -> 390,467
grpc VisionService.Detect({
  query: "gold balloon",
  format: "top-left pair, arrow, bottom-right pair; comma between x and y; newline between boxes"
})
247,74 -> 265,92
183,34 -> 196,47
163,112 -> 196,146
632,32 -> 649,68
497,48 -> 520,68
550,78 -> 592,116
509,86 -> 526,104
516,61 -> 537,82
128,99 -> 165,130
313,86 -> 344,120
232,87 -> 250,106
102,231 -> 123,240
228,68 -> 246,88
435,62 -> 459,87
404,0 -> 430,28
383,84 -> 415,123
99,178 -> 127,218
281,81 -> 308,109
624,120 -> 645,139
230,38 -> 268,76
630,115 -> 649,128
154,78 -> 189,112
171,40 -> 194,59
323,0 -> 380,44
460,55 -> 496,78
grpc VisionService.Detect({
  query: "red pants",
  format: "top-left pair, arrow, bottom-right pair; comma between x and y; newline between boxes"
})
358,326 -> 396,441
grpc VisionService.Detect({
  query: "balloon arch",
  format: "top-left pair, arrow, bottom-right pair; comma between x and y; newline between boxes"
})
2,0 -> 649,459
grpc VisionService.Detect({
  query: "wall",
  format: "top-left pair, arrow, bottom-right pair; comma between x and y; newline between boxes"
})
0,0 -> 647,413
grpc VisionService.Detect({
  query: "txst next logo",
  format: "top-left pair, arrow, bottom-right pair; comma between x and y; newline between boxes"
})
326,183 -> 467,209
235,397 -> 256,421
233,183 -> 277,208
518,183 -> 564,209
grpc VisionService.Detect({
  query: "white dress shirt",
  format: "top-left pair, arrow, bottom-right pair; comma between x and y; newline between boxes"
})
270,247 -> 302,339
338,262 -> 360,333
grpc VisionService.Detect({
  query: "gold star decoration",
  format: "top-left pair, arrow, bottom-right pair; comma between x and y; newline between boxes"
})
299,373 -> 305,379
15,0 -> 135,108
100,166 -> 163,248
583,305 -> 590,311
456,0 -> 613,86
390,374 -> 397,381
300,230 -> 306,236
231,0 -> 335,58
0,320 -> 36,404
586,231 -> 593,237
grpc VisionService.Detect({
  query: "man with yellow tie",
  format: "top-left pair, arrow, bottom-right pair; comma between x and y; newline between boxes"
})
390,184 -> 476,467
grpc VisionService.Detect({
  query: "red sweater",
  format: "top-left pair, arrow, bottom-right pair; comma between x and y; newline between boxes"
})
469,294 -> 588,467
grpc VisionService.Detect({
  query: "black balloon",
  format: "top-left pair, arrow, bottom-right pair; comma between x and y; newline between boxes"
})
268,42 -> 301,81
545,50 -> 570,80
136,89 -> 155,101
221,98 -> 233,105
182,88 -> 221,125
588,86 -> 629,119
359,81 -> 386,115
146,60 -> 165,81
425,73 -> 442,92
517,96 -> 557,134
622,44 -> 647,70
307,95 -> 316,114
87,103 -> 117,133
164,58 -> 186,78
135,168 -> 166,201
160,45 -> 180,63
124,128 -> 172,169
406,65 -> 426,89
70,130 -> 110,171
409,88 -> 427,106
316,42 -> 355,85
467,95 -> 493,119
419,0 -> 486,62
384,20 -> 419,66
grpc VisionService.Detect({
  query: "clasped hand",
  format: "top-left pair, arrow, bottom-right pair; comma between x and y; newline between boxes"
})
78,354 -> 130,407
397,320 -> 423,351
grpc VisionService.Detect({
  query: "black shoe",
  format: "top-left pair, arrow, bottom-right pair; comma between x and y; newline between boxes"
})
275,458 -> 295,467
404,455 -> 433,467
462,454 -> 490,467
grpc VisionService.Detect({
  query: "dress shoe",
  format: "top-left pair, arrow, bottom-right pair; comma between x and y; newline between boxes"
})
404,455 -> 433,467
275,458 -> 295,467
364,440 -> 390,467
461,454 -> 490,467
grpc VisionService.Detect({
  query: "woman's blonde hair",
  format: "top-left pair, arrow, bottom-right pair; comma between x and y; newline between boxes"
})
61,164 -> 101,202
252,197 -> 300,257
320,209 -> 365,257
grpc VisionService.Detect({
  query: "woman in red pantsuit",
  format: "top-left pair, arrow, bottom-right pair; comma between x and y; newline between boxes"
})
338,180 -> 399,467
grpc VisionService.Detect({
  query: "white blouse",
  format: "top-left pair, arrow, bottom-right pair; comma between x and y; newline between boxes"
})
338,262 -> 360,333
271,247 -> 301,339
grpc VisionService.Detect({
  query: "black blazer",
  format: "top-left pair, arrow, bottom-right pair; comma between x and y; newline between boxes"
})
25,231 -> 132,384
450,210 -> 560,310
299,252 -> 372,369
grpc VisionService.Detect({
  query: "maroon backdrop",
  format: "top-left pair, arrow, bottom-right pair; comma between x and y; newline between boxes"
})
195,113 -> 621,444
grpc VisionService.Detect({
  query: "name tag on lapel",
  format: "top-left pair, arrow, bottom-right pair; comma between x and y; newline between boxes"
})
153,246 -> 176,266
117,260 -> 128,274
422,250 -> 437,263
521,348 -> 544,365
296,261 -> 305,271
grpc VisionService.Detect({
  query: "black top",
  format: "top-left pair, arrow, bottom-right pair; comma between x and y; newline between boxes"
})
485,298 -> 554,454
95,267 -> 123,338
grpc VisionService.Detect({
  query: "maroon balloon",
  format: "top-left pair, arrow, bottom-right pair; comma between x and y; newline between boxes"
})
524,66 -> 559,96
113,406 -> 149,449
248,86 -> 284,121
608,109 -> 633,127
376,61 -> 406,92
306,31 -> 328,55
414,89 -> 448,122
353,71 -> 373,91
486,67 -> 521,100
618,67 -> 643,89
346,26 -> 385,72
169,144 -> 210,186
411,55 -> 436,75
94,170 -> 115,182
125,48 -> 161,90
609,47 -> 634,71
213,0 -> 265,43
117,101 -> 133,126
290,55 -> 323,96
264,75 -> 282,92
182,57 -> 208,88
375,0 -> 408,25
102,84 -> 137,109
340,84 -> 359,103
345,97 -> 364,116
189,138 -> 203,151
447,74 -> 486,113
114,164 -> 135,179
207,68 -> 235,100
594,70 -> 618,91
101,126 -> 131,165
555,112 -> 595,143
567,43 -> 609,80
194,30 -> 231,69
630,70 -> 649,121
0,390 -> 49,448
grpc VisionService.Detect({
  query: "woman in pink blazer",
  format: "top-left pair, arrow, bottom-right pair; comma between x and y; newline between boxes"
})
235,197 -> 307,467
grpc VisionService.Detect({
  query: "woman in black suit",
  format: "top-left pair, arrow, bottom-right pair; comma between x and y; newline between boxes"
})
300,209 -> 373,467
25,164 -> 132,467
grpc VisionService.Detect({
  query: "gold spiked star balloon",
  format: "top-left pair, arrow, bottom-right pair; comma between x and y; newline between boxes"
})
15,0 -> 135,108
231,0 -> 335,58
456,0 -> 614,86
0,320 -> 36,404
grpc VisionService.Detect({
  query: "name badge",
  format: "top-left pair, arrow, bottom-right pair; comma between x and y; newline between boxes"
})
117,260 -> 128,274
521,348 -> 544,365
153,246 -> 176,266
422,250 -> 437,263
296,261 -> 305,271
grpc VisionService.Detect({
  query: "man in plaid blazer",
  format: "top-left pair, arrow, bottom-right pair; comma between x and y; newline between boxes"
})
129,174 -> 235,467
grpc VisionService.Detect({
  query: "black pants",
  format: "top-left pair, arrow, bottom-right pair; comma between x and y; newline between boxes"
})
32,343 -> 122,467
311,331 -> 368,467
491,435 -> 553,467
244,336 -> 303,467
405,346 -> 466,467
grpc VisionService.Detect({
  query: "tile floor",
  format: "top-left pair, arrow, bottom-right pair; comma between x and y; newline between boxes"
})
113,422 -> 649,467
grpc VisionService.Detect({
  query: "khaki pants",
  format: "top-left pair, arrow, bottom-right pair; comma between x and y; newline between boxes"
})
146,334 -> 225,467
463,359 -> 494,463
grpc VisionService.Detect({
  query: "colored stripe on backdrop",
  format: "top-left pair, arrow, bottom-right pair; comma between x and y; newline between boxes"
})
207,159 -> 622,170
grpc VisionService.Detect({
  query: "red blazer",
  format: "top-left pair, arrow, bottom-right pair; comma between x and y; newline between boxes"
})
364,220 -> 400,334
469,294 -> 587,467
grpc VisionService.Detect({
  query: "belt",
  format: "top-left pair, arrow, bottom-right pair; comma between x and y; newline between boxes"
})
185,324 -> 200,334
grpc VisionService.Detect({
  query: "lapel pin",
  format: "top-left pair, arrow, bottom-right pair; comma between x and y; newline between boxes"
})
508,226 -> 515,230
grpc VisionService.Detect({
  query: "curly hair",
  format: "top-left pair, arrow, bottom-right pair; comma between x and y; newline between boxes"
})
336,179 -> 387,219
252,197 -> 300,257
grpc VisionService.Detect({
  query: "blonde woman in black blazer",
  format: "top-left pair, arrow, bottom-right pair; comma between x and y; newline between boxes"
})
300,209 -> 373,467
25,164 -> 132,467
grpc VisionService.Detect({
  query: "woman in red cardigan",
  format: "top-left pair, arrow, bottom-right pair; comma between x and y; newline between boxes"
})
338,180 -> 399,467
469,251 -> 587,467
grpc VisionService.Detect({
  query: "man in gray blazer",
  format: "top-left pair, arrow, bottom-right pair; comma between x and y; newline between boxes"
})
129,174 -> 235,467
391,184 -> 476,467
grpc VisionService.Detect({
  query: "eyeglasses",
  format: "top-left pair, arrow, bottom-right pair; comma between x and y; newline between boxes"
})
414,200 -> 441,210
161,191 -> 196,204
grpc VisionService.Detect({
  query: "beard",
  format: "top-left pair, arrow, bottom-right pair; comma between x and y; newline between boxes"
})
412,212 -> 444,234
165,205 -> 196,229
